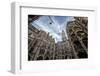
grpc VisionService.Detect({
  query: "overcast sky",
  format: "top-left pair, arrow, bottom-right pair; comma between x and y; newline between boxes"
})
32,16 -> 74,43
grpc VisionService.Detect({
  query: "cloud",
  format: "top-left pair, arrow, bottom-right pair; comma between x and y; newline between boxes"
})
32,16 -> 74,43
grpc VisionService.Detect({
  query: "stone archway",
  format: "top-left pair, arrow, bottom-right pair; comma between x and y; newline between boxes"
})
45,56 -> 49,60
37,56 -> 43,60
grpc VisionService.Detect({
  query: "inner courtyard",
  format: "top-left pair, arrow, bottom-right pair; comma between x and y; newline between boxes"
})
28,15 -> 88,61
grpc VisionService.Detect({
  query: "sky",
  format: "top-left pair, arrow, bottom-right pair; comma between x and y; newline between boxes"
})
32,15 -> 74,43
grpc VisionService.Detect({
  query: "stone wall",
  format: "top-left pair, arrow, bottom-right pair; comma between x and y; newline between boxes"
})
28,15 -> 88,61
66,17 -> 88,58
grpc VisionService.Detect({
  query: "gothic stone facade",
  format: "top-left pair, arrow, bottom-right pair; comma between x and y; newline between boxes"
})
28,23 -> 72,60
28,15 -> 56,60
28,24 -> 55,60
66,17 -> 88,58
28,15 -> 88,61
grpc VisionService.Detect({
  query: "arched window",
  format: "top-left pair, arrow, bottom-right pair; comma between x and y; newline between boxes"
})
77,51 -> 88,58
45,57 -> 49,60
65,55 -> 68,59
39,48 -> 45,54
77,31 -> 87,38
74,41 -> 83,49
73,26 -> 81,32
82,38 -> 88,48
29,47 -> 34,53
37,56 -> 43,60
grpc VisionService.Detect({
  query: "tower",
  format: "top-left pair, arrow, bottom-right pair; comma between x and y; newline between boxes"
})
62,30 -> 67,41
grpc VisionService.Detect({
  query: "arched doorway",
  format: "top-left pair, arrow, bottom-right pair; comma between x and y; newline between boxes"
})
45,56 -> 49,60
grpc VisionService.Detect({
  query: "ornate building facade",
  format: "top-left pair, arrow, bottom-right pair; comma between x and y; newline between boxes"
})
66,17 -> 88,58
28,15 -> 55,60
28,15 -> 88,61
54,30 -> 73,59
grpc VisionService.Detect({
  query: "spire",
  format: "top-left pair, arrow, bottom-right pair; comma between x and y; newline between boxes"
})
62,30 -> 67,41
